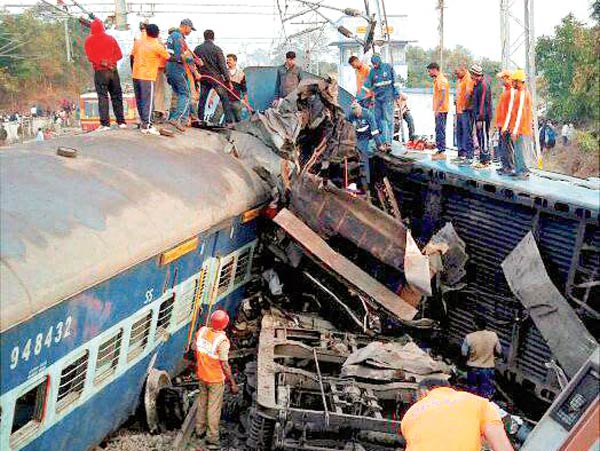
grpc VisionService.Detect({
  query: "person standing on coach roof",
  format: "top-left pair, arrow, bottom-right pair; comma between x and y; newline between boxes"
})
453,66 -> 474,165
470,63 -> 494,169
131,24 -> 169,135
427,62 -> 450,159
84,18 -> 127,131
401,378 -> 514,451
165,18 -> 196,131
194,310 -> 239,450
226,53 -> 247,123
194,30 -> 235,125
274,51 -> 302,105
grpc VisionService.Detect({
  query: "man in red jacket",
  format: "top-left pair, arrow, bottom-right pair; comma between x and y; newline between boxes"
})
84,19 -> 126,131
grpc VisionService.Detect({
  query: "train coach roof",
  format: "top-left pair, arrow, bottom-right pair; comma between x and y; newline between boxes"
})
0,129 -> 269,332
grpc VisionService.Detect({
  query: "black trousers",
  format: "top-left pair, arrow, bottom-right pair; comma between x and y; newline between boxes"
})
198,78 -> 234,124
94,69 -> 125,126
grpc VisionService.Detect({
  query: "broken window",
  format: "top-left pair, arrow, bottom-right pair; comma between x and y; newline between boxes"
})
10,377 -> 48,444
128,311 -> 153,361
94,329 -> 123,384
56,352 -> 89,411
217,256 -> 235,296
156,295 -> 175,336
234,246 -> 253,285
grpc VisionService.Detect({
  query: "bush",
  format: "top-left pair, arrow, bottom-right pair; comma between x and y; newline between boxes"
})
575,130 -> 600,154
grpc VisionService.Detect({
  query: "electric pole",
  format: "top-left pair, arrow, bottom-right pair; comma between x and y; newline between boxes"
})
437,0 -> 444,70
115,0 -> 128,31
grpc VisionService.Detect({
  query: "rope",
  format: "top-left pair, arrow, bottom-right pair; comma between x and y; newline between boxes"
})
197,73 -> 254,113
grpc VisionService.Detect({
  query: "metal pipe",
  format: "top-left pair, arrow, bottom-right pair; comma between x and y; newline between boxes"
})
313,348 -> 330,427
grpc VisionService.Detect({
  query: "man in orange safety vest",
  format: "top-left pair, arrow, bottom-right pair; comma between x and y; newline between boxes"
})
194,309 -> 239,449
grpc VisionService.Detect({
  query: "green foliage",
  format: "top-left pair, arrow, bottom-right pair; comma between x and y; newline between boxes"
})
0,11 -> 92,109
536,12 -> 600,126
575,129 -> 600,154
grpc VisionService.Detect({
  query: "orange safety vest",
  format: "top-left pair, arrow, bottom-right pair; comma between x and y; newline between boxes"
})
495,84 -> 512,128
355,64 -> 373,98
195,326 -> 228,383
455,73 -> 474,114
506,86 -> 532,136
433,73 -> 449,113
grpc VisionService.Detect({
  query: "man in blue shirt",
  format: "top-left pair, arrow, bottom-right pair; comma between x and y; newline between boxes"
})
165,18 -> 196,129
347,102 -> 384,189
364,54 -> 400,148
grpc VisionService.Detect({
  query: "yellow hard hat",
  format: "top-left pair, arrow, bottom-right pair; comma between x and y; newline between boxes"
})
511,69 -> 527,82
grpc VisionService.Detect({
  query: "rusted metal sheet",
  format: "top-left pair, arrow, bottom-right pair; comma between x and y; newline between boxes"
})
502,232 -> 599,378
290,174 -> 407,271
273,208 -> 417,321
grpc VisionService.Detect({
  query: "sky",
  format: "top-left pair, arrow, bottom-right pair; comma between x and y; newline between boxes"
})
1,0 -> 594,64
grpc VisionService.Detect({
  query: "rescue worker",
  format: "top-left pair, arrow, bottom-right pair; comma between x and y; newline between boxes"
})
348,55 -> 373,107
495,70 -> 514,175
453,66 -> 474,165
226,53 -> 247,123
131,24 -> 169,135
347,102 -> 385,189
401,378 -> 514,451
194,30 -> 234,124
194,310 -> 239,449
470,63 -> 493,168
166,18 -> 196,131
462,314 -> 503,399
274,51 -> 302,105
83,18 -> 126,131
502,69 -> 533,179
0,123 -> 7,146
364,54 -> 400,148
397,92 -> 416,142
426,62 -> 449,159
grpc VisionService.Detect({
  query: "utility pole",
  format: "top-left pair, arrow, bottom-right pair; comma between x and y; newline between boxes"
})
500,0 -> 510,68
524,0 -> 540,166
437,0 -> 444,70
115,0 -> 128,31
64,19 -> 72,62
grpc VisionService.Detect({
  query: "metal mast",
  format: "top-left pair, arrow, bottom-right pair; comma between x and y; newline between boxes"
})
115,0 -> 128,31
437,0 -> 444,70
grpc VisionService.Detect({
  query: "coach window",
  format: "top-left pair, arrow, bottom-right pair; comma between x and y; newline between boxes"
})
10,377 -> 49,446
156,295 -> 175,338
234,246 -> 253,285
94,329 -> 123,385
217,256 -> 235,296
56,351 -> 89,412
127,311 -> 153,362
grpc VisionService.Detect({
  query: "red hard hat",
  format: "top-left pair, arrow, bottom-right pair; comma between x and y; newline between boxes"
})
210,310 -> 230,330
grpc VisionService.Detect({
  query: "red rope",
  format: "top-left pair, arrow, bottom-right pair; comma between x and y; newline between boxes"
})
198,74 -> 254,113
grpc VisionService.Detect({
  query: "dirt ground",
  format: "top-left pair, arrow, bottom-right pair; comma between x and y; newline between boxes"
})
543,142 -> 599,179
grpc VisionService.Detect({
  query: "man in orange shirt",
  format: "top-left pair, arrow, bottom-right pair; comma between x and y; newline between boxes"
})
454,66 -> 474,164
495,70 -> 514,175
348,56 -> 373,107
131,24 -> 169,135
401,378 -> 514,451
427,62 -> 450,160
502,69 -> 533,179
194,310 -> 239,449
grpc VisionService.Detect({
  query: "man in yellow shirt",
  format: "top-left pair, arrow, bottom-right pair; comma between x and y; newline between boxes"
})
401,378 -> 514,451
427,62 -> 450,160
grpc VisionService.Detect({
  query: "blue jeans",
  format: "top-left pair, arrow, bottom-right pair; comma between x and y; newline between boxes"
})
457,111 -> 474,158
166,68 -> 190,122
357,137 -> 373,187
133,79 -> 154,128
513,135 -> 532,174
497,130 -> 514,171
435,112 -> 447,151
467,367 -> 495,399
374,99 -> 394,144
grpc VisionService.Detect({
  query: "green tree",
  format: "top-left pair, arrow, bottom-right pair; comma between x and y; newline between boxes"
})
536,13 -> 600,126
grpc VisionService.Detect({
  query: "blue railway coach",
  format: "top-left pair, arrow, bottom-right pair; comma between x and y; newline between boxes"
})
0,129 -> 269,451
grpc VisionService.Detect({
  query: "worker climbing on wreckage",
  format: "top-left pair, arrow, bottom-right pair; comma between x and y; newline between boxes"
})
193,310 -> 239,450
347,101 -> 385,190
364,53 -> 400,150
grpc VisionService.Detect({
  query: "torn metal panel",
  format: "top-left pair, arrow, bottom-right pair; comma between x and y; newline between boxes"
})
273,208 -> 417,322
290,174 -> 407,271
404,230 -> 432,296
502,232 -> 599,378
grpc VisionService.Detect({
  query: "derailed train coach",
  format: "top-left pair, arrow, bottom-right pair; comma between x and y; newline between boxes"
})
0,130 -> 268,451
372,152 -> 600,405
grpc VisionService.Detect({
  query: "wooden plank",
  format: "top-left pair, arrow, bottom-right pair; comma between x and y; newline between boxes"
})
173,398 -> 198,451
273,209 -> 417,321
